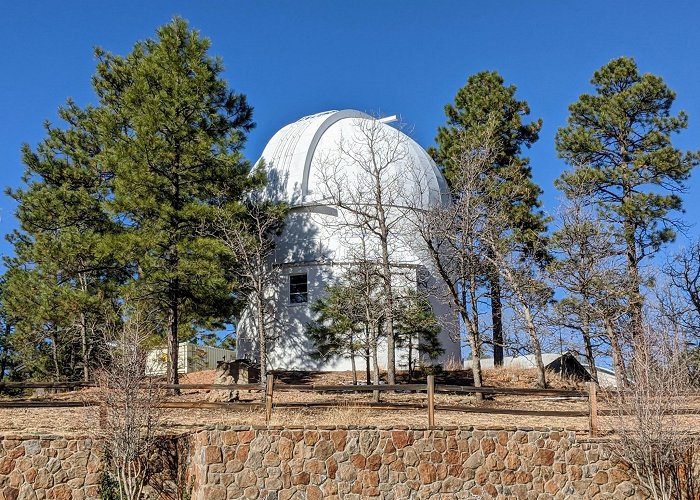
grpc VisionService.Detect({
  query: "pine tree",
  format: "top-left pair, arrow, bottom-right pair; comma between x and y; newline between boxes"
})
555,57 -> 699,345
0,281 -> 21,385
306,260 -> 385,386
305,283 -> 364,385
92,18 -> 261,389
4,18 -> 262,387
4,102 -> 121,381
395,290 -> 444,380
432,71 -> 547,366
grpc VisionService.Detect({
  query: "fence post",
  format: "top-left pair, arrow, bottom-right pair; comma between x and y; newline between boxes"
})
427,374 -> 435,427
265,374 -> 274,424
588,381 -> 598,437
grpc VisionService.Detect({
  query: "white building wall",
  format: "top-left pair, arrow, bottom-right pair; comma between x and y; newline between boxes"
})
236,261 -> 461,371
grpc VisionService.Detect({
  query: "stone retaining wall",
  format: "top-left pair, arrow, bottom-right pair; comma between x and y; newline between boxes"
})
0,435 -> 103,500
0,426 -> 644,499
189,426 -> 640,499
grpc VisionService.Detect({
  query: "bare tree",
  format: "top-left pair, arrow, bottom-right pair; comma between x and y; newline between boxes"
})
314,116 -> 417,385
97,306 -> 163,500
665,239 -> 700,338
549,195 -> 630,386
411,124 -> 502,398
487,241 -> 551,388
203,197 -> 287,382
608,320 -> 698,500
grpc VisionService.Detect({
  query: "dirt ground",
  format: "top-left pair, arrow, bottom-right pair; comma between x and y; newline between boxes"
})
1,368 -> 695,436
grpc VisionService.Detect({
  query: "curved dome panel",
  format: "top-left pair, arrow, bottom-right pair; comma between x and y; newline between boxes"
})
256,110 -> 449,209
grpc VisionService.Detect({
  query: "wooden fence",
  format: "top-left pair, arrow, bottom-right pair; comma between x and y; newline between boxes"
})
0,376 -> 607,436
2,377 -> 697,438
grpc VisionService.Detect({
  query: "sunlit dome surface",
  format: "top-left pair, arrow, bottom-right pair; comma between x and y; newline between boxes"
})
256,110 -> 449,209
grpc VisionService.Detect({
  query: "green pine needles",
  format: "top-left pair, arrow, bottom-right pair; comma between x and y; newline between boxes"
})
4,18 -> 270,386
555,56 -> 700,343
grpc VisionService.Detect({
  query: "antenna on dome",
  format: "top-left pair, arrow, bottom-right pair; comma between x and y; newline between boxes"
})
378,115 -> 398,124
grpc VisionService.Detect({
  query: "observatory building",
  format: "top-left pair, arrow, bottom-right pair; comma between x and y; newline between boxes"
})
236,110 -> 461,370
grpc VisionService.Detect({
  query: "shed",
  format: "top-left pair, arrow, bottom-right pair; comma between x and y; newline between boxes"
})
465,352 -> 593,381
145,342 -> 237,376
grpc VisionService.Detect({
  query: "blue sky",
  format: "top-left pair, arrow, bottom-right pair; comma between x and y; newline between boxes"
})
2,0 -> 700,263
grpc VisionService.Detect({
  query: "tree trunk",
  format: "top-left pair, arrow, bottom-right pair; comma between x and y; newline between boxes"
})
490,272 -> 504,367
605,317 -> 627,389
407,334 -> 414,382
372,327 -> 380,402
167,297 -> 180,396
522,305 -> 547,389
365,340 -> 371,385
0,323 -> 9,382
581,313 -> 598,384
51,331 -> 61,382
77,271 -> 90,382
380,250 -> 396,386
375,182 -> 396,386
256,292 -> 267,385
468,276 -> 484,402
350,347 -> 357,386
79,312 -> 90,382
464,319 -> 484,403
623,193 -> 644,348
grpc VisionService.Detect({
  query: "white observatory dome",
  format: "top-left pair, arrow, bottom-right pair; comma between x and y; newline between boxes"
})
236,110 -> 461,371
256,110 -> 449,210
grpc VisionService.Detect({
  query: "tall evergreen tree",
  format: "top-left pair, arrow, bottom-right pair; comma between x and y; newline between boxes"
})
555,57 -> 699,344
432,71 -> 547,366
92,18 -> 260,389
4,103 -> 121,381
4,18 -> 262,387
0,281 -> 22,384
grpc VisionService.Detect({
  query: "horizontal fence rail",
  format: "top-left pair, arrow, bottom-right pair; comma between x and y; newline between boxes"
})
2,377 -> 698,437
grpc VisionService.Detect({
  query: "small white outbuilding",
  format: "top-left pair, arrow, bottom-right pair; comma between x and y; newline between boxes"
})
145,342 -> 237,375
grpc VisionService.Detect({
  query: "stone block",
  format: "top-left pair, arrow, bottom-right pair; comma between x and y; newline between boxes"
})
534,448 -> 555,466
239,430 -> 255,444
2,487 -> 19,500
330,430 -> 347,451
338,462 -> 357,482
417,463 -> 436,484
366,454 -> 381,471
566,447 -> 587,465
243,486 -> 259,499
313,441 -> 335,460
201,484 -> 227,500
203,446 -> 222,465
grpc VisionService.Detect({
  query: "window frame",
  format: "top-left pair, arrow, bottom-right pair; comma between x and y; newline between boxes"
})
288,272 -> 309,304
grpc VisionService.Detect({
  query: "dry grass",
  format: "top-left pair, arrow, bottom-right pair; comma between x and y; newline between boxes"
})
0,367 -> 603,435
0,400 -> 596,436
10,367 -> 698,436
6,397 -> 700,437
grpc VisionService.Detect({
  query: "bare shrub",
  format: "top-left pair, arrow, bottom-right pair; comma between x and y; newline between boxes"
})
443,355 -> 463,372
96,308 -> 164,500
608,325 -> 699,500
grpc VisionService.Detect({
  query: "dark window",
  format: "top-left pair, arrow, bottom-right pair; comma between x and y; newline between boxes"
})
289,273 -> 308,304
